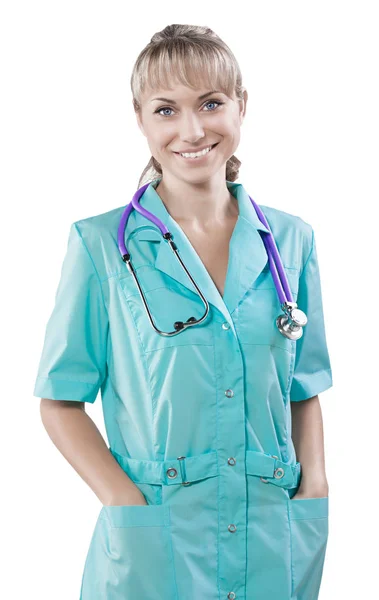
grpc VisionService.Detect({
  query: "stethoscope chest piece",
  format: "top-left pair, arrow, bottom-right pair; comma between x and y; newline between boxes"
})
276,302 -> 308,341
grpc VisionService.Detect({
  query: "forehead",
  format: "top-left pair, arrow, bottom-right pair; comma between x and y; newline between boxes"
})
141,78 -> 235,103
145,85 -> 229,102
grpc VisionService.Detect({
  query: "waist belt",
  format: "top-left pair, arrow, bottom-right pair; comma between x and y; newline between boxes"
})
110,448 -> 301,490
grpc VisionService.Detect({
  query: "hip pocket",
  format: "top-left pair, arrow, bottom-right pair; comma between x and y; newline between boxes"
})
80,505 -> 179,600
288,496 -> 329,599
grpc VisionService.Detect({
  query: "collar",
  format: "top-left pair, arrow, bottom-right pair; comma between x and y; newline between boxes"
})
123,178 -> 271,324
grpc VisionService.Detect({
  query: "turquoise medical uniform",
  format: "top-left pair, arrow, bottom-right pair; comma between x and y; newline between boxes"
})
33,178 -> 333,600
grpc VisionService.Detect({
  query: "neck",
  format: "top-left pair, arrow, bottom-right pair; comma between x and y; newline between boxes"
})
154,172 -> 239,232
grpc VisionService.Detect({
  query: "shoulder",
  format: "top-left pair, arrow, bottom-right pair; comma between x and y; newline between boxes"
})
68,205 -> 128,277
260,203 -> 313,237
259,204 -> 314,272
72,205 -> 125,239
70,204 -> 130,259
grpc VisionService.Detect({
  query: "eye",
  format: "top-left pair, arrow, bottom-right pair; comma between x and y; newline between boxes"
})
154,99 -> 224,117
203,100 -> 224,111
156,107 -> 175,117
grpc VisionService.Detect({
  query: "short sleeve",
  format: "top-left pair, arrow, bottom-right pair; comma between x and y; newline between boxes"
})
289,228 -> 333,402
33,222 -> 109,403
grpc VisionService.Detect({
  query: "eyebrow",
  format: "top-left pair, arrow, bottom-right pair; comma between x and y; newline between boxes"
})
150,90 -> 224,104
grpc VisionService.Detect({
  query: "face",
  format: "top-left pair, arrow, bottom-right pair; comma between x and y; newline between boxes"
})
135,80 -> 248,183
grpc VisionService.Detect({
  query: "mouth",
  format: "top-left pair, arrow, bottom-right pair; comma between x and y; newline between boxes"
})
173,143 -> 219,160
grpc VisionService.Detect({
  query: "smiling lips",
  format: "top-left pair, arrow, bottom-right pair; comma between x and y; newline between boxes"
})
174,143 -> 219,159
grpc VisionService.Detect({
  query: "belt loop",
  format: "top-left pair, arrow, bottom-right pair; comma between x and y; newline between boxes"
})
260,454 -> 279,484
177,456 -> 191,486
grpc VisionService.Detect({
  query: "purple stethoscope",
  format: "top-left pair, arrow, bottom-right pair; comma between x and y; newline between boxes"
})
118,182 -> 307,340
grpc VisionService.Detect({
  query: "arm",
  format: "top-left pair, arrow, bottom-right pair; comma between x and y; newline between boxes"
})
290,394 -> 329,499
40,399 -> 147,506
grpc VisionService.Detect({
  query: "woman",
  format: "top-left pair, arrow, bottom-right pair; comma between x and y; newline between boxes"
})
34,24 -> 333,600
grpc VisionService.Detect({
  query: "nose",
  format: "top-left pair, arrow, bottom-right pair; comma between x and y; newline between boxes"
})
178,111 -> 206,144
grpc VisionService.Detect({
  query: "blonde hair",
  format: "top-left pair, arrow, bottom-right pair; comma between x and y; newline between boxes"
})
130,24 -> 244,189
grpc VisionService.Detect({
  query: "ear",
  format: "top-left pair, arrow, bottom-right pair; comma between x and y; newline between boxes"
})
135,109 -> 146,137
240,88 -> 248,124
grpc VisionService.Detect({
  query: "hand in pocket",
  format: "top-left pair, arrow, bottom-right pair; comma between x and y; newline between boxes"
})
104,486 -> 149,506
291,481 -> 329,500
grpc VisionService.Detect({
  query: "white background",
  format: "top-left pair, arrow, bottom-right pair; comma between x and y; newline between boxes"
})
2,1 -> 377,598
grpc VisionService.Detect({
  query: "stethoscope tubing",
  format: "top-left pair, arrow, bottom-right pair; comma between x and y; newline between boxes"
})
117,182 -> 307,339
118,182 -> 293,307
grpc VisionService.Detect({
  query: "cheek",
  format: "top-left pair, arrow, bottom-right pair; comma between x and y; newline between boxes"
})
215,114 -> 241,141
220,126 -> 241,153
233,130 -> 241,148
146,128 -> 173,154
231,113 -> 242,134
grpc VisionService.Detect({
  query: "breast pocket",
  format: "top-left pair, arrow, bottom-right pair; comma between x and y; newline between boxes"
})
235,266 -> 300,405
235,265 -> 300,352
118,266 -> 214,353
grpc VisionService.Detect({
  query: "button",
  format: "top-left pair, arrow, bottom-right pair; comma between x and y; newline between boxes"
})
227,457 -> 236,466
222,322 -> 230,330
166,468 -> 178,479
225,389 -> 234,397
227,593 -> 236,599
274,467 -> 284,479
228,524 -> 237,533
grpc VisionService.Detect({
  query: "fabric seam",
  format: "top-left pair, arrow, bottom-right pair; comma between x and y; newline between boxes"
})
74,222 -> 109,388
286,498 -> 295,596
213,321 -> 221,600
36,375 -> 98,387
73,222 -> 109,316
300,226 -> 315,277
166,507 -> 180,600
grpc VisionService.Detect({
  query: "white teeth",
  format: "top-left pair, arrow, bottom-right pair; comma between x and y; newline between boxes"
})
179,145 -> 214,158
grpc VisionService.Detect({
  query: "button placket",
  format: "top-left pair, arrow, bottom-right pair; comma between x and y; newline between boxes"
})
217,316 -> 244,599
